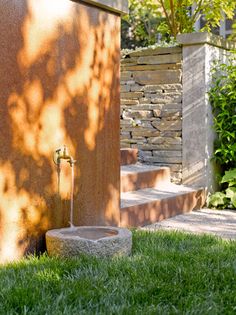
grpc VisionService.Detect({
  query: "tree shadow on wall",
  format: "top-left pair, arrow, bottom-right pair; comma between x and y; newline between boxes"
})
0,0 -> 120,262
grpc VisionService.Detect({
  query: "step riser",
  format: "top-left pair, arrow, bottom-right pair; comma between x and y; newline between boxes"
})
120,148 -> 138,166
120,189 -> 206,227
121,168 -> 171,193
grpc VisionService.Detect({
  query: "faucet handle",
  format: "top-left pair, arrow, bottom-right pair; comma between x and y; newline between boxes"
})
55,148 -> 62,154
63,145 -> 69,157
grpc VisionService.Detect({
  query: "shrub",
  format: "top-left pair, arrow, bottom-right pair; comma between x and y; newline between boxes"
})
207,168 -> 236,208
209,58 -> 236,171
208,57 -> 236,209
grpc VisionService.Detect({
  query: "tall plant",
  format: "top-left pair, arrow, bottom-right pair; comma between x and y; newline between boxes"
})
122,0 -> 236,48
208,58 -> 236,209
159,0 -> 236,38
122,0 -> 164,48
209,59 -> 236,171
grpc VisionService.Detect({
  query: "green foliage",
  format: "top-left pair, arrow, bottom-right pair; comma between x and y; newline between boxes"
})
226,187 -> 236,207
207,169 -> 236,209
121,0 -> 164,48
208,58 -> 236,210
207,191 -> 228,208
231,20 -> 236,40
222,168 -> 236,185
121,0 -> 236,48
159,0 -> 236,37
209,58 -> 236,170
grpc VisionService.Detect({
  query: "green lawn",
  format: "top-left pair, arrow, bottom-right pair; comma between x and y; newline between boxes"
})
1,230 -> 236,315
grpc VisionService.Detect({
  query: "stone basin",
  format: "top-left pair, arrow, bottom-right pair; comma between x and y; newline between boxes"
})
46,226 -> 132,258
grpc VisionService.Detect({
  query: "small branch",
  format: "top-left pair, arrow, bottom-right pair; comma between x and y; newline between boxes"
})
159,0 -> 174,36
169,0 -> 177,37
192,0 -> 204,24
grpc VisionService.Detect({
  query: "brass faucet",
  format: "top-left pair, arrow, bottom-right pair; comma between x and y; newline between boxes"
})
53,145 -> 76,167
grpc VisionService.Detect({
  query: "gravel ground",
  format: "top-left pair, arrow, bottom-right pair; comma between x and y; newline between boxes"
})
142,208 -> 236,240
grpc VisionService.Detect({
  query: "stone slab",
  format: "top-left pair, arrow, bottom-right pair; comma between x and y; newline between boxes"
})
133,70 -> 182,85
177,32 -> 236,51
152,120 -> 182,131
122,64 -> 181,71
153,150 -> 182,157
120,186 -> 206,227
123,110 -> 153,119
131,130 -> 161,137
121,92 -> 144,99
137,54 -> 182,65
140,144 -> 182,151
120,85 -> 131,92
143,156 -> 182,164
143,84 -> 182,92
147,137 -> 182,145
121,164 -> 170,192
121,99 -> 139,106
128,46 -> 182,57
121,184 -> 195,207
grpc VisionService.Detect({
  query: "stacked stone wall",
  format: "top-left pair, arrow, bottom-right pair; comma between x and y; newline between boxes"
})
120,46 -> 183,183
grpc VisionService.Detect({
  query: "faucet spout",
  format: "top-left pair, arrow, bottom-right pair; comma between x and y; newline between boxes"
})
67,157 -> 76,167
53,145 -> 76,167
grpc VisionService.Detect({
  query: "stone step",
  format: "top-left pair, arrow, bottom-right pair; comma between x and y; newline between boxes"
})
121,164 -> 170,193
120,148 -> 138,166
120,184 -> 206,227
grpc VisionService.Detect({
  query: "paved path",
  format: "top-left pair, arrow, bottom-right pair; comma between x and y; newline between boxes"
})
143,208 -> 236,240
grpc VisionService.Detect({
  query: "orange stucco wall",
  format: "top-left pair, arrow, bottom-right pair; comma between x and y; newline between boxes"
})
0,0 -> 120,263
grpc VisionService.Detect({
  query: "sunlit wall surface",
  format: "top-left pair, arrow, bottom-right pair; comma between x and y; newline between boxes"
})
0,0 -> 120,263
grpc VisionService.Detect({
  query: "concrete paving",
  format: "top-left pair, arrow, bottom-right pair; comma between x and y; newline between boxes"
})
143,208 -> 236,240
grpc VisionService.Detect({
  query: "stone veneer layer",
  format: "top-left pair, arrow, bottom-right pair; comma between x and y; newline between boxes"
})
120,46 -> 183,183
